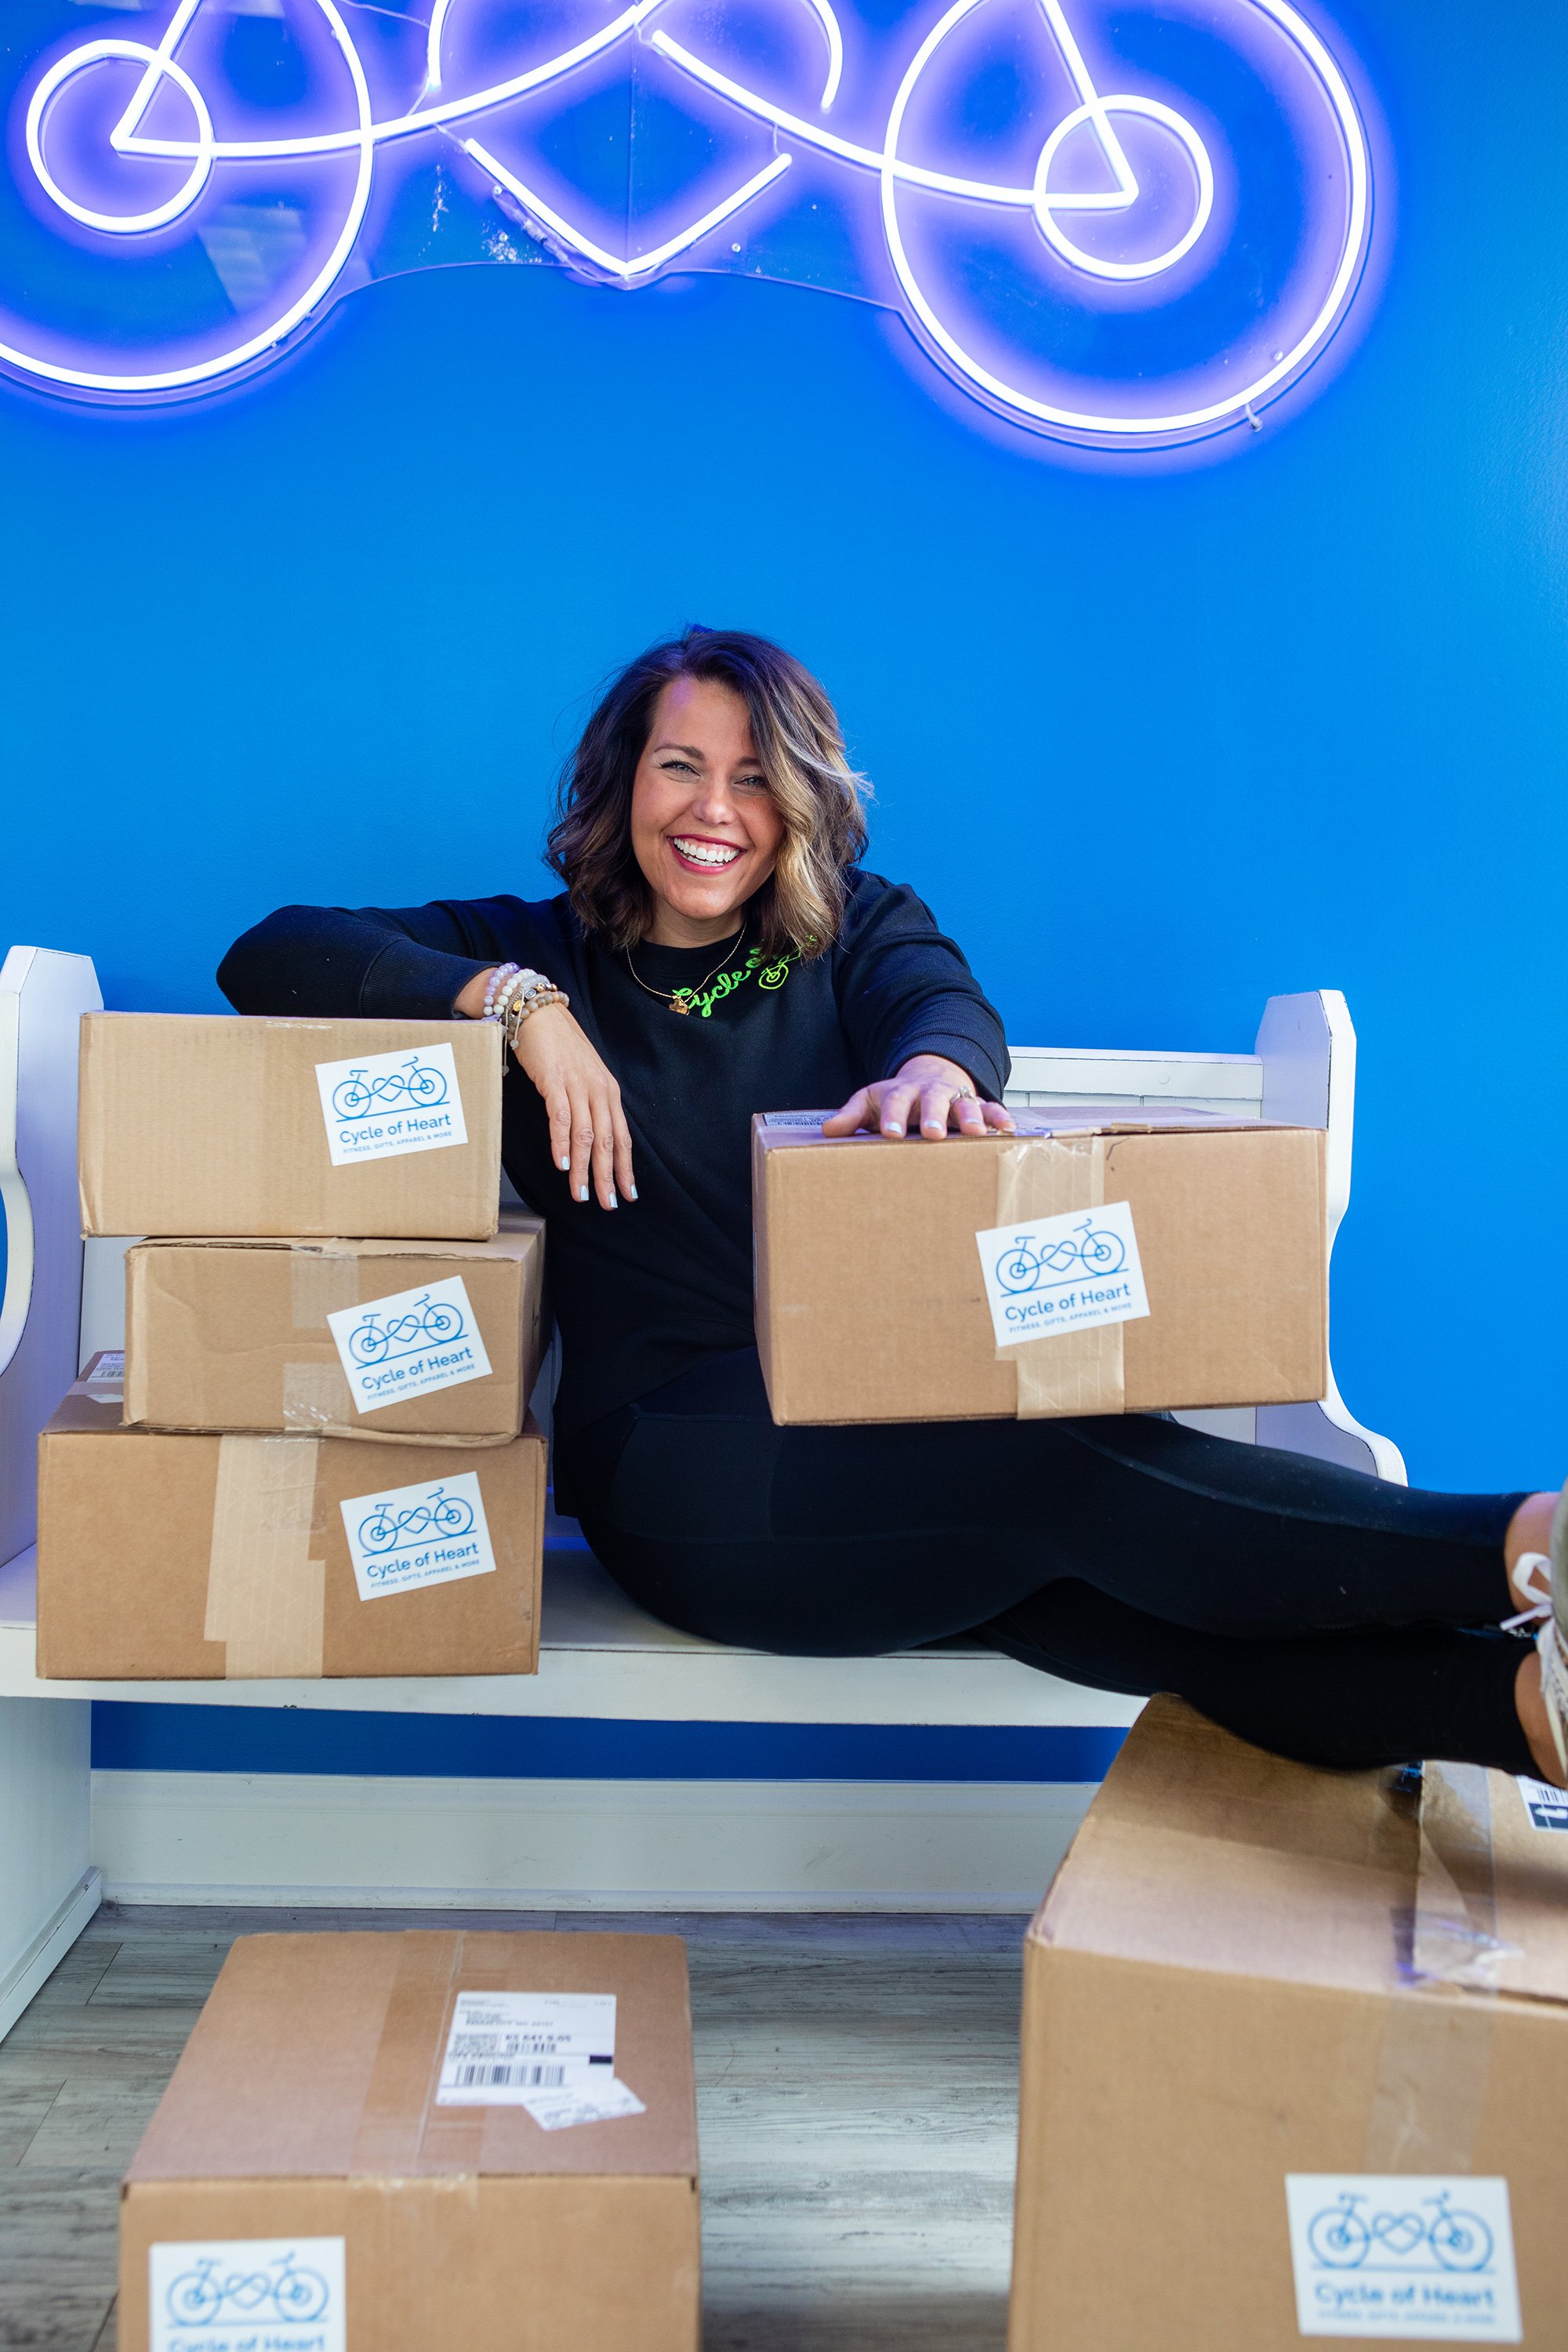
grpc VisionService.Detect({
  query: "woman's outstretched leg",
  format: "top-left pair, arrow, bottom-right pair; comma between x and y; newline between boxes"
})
988,1414 -> 1534,1639
565,1351 -> 1563,1773
984,1577 -> 1548,1778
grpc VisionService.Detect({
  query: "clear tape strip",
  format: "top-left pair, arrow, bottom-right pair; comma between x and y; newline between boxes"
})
1363,1763 -> 1508,2172
995,1135 -> 1123,1417
1413,1764 -> 1519,1991
290,1242 -> 361,1328
281,1359 -> 354,1432
205,1434 -> 326,1678
348,1931 -> 483,2177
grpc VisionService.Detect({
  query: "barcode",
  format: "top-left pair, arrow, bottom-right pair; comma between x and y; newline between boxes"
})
452,2061 -> 566,2089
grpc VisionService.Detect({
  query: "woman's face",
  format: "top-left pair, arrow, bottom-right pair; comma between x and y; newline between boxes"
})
630,677 -> 786,945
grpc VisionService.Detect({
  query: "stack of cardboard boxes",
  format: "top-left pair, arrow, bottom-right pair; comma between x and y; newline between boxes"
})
41,1019 -> 704,2350
37,1013 -> 548,1681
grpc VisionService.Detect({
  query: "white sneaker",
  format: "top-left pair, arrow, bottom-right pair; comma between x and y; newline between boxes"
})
1545,1492 -> 1568,1780
1504,1496 -> 1568,1769
1508,1494 -> 1568,1780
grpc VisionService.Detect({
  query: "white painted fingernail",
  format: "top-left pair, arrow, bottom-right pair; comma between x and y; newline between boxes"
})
577,1185 -> 590,1202
626,1184 -> 638,1200
558,1156 -> 571,1171
887,1123 -> 903,1137
607,1193 -> 618,1210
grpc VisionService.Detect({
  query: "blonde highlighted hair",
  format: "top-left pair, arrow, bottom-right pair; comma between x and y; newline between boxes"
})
546,628 -> 869,959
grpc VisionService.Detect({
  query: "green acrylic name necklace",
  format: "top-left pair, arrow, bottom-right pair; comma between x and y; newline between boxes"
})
625,924 -> 749,1017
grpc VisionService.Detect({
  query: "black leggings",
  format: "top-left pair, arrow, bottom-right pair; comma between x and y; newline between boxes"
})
559,1349 -> 1537,1775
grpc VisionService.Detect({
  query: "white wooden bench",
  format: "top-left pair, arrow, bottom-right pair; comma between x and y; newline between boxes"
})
0,949 -> 1403,2020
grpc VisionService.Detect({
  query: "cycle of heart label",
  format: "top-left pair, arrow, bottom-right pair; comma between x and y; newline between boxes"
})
149,2234 -> 347,2352
340,1468 -> 496,1600
326,1274 -> 492,1412
313,1044 -> 466,1167
975,1200 -> 1149,1347
1283,2176 -> 1520,2342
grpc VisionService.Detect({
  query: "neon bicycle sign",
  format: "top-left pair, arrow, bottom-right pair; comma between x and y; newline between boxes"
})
0,0 -> 1377,449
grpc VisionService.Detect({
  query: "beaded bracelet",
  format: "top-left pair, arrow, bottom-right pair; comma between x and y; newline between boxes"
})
491,968 -> 532,1027
481,962 -> 521,1019
503,985 -> 568,1051
510,973 -> 552,1018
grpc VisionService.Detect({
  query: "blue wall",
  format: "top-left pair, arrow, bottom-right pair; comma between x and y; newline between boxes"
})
4,0 -> 1566,1507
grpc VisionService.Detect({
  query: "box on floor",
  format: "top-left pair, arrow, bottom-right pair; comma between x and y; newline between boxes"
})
118,1929 -> 700,2352
36,1367 -> 543,1679
753,1106 -> 1327,1424
1010,1696 -> 1568,2350
122,1216 -> 546,1443
79,1013 -> 503,1240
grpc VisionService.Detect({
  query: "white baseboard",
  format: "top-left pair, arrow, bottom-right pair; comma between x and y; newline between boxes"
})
0,1867 -> 101,2038
91,1771 -> 1093,1911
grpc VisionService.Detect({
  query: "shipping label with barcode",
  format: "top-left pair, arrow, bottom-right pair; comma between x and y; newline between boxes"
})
1518,1773 -> 1568,1831
435,1990 -> 646,2129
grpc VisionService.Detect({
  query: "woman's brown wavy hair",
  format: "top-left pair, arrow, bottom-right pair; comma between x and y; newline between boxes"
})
546,628 -> 869,960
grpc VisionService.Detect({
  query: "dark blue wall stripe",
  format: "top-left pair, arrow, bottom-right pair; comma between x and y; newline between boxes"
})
90,1702 -> 1125,1784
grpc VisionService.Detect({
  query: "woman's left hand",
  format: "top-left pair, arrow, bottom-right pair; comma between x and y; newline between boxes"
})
822,1054 -> 1015,1142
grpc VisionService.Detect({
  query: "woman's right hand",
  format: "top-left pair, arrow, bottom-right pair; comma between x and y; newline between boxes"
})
456,971 -> 633,1209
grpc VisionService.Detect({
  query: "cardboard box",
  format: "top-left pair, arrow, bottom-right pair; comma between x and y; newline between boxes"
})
36,1375 -> 543,1679
753,1106 -> 1327,1422
119,1929 -> 700,2352
1010,1697 -> 1568,2350
123,1216 -> 546,1444
79,1014 -> 503,1239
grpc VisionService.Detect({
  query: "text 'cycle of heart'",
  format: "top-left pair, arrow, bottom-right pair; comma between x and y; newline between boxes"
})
2,0 -> 1377,450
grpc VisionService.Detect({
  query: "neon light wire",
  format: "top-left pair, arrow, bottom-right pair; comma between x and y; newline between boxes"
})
876,0 -> 1368,434
466,138 -> 793,277
5,0 -> 1370,432
9,0 -> 375,393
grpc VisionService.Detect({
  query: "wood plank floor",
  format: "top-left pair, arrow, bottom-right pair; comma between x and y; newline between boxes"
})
0,1904 -> 1029,2351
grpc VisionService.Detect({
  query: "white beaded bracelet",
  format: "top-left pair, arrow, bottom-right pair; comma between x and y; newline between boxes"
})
491,968 -> 534,1027
481,962 -> 521,1019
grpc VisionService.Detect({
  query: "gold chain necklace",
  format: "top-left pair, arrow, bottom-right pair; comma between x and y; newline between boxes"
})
625,925 -> 748,1016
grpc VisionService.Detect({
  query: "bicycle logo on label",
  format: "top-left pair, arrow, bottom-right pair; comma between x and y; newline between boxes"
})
994,1217 -> 1127,1295
332,1055 -> 448,1123
2,0 -> 1377,451
357,1483 -> 476,1552
1306,2192 -> 1495,2276
165,2250 -> 332,2327
349,1290 -> 467,1366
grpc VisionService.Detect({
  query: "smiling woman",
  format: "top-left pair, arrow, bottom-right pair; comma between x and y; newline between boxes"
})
551,633 -> 862,962
218,627 -> 1568,1793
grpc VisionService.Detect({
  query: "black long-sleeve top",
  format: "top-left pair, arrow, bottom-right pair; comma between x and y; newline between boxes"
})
217,873 -> 1009,1454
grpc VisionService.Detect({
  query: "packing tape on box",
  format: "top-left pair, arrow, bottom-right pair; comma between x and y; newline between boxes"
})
1363,1763 -> 1508,2172
1412,1762 -> 1520,1991
282,1359 -> 355,1434
290,1241 -> 361,1327
285,1245 -> 361,1433
351,1931 -> 490,2176
996,1135 -> 1124,1417
205,1434 -> 326,1678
